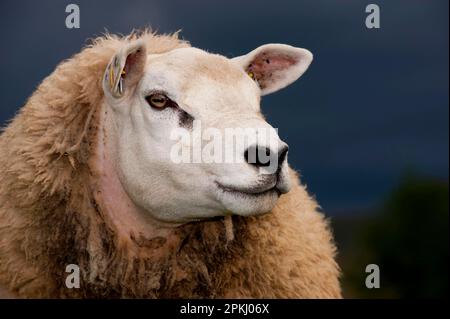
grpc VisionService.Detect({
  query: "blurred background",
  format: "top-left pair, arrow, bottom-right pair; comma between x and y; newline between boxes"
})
0,0 -> 448,298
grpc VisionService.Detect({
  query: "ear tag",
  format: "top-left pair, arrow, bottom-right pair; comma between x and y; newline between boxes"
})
108,63 -> 127,97
109,66 -> 116,91
247,71 -> 260,86
118,69 -> 126,95
118,77 -> 123,95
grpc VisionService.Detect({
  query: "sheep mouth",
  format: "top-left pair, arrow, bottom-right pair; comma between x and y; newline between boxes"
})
215,182 -> 281,197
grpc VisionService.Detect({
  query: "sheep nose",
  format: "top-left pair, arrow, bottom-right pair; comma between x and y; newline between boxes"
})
244,144 -> 289,169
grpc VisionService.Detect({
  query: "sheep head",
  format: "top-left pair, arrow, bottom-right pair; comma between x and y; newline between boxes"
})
101,40 -> 313,224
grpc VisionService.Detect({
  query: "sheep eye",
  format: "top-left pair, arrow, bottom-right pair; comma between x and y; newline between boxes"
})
146,93 -> 168,109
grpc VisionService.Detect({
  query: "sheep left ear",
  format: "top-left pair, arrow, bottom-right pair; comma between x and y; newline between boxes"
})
232,44 -> 313,95
103,40 -> 147,99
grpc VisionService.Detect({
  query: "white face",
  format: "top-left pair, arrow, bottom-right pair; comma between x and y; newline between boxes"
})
102,41 -> 313,223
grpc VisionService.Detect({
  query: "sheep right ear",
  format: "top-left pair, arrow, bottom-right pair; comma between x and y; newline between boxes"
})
103,40 -> 147,99
232,44 -> 313,96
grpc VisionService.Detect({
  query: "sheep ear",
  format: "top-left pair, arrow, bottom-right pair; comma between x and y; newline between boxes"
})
103,40 -> 147,99
232,44 -> 313,95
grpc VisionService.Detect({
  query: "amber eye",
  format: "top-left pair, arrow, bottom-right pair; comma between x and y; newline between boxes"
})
146,93 -> 168,109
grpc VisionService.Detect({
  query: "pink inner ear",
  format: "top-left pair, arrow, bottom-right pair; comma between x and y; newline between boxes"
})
122,48 -> 146,88
246,51 -> 298,90
124,49 -> 142,75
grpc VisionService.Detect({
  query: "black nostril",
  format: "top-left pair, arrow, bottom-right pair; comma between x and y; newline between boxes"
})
278,145 -> 289,167
244,144 -> 289,169
244,145 -> 272,168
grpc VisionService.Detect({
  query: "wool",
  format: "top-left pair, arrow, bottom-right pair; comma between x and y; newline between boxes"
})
0,31 -> 341,298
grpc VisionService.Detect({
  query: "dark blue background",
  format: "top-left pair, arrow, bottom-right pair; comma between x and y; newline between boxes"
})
0,0 -> 448,215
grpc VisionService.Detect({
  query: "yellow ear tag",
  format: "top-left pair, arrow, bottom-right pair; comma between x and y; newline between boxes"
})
109,67 -> 115,90
247,71 -> 255,79
117,69 -> 126,95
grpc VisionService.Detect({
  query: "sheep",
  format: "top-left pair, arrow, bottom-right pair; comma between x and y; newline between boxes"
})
0,31 -> 341,298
